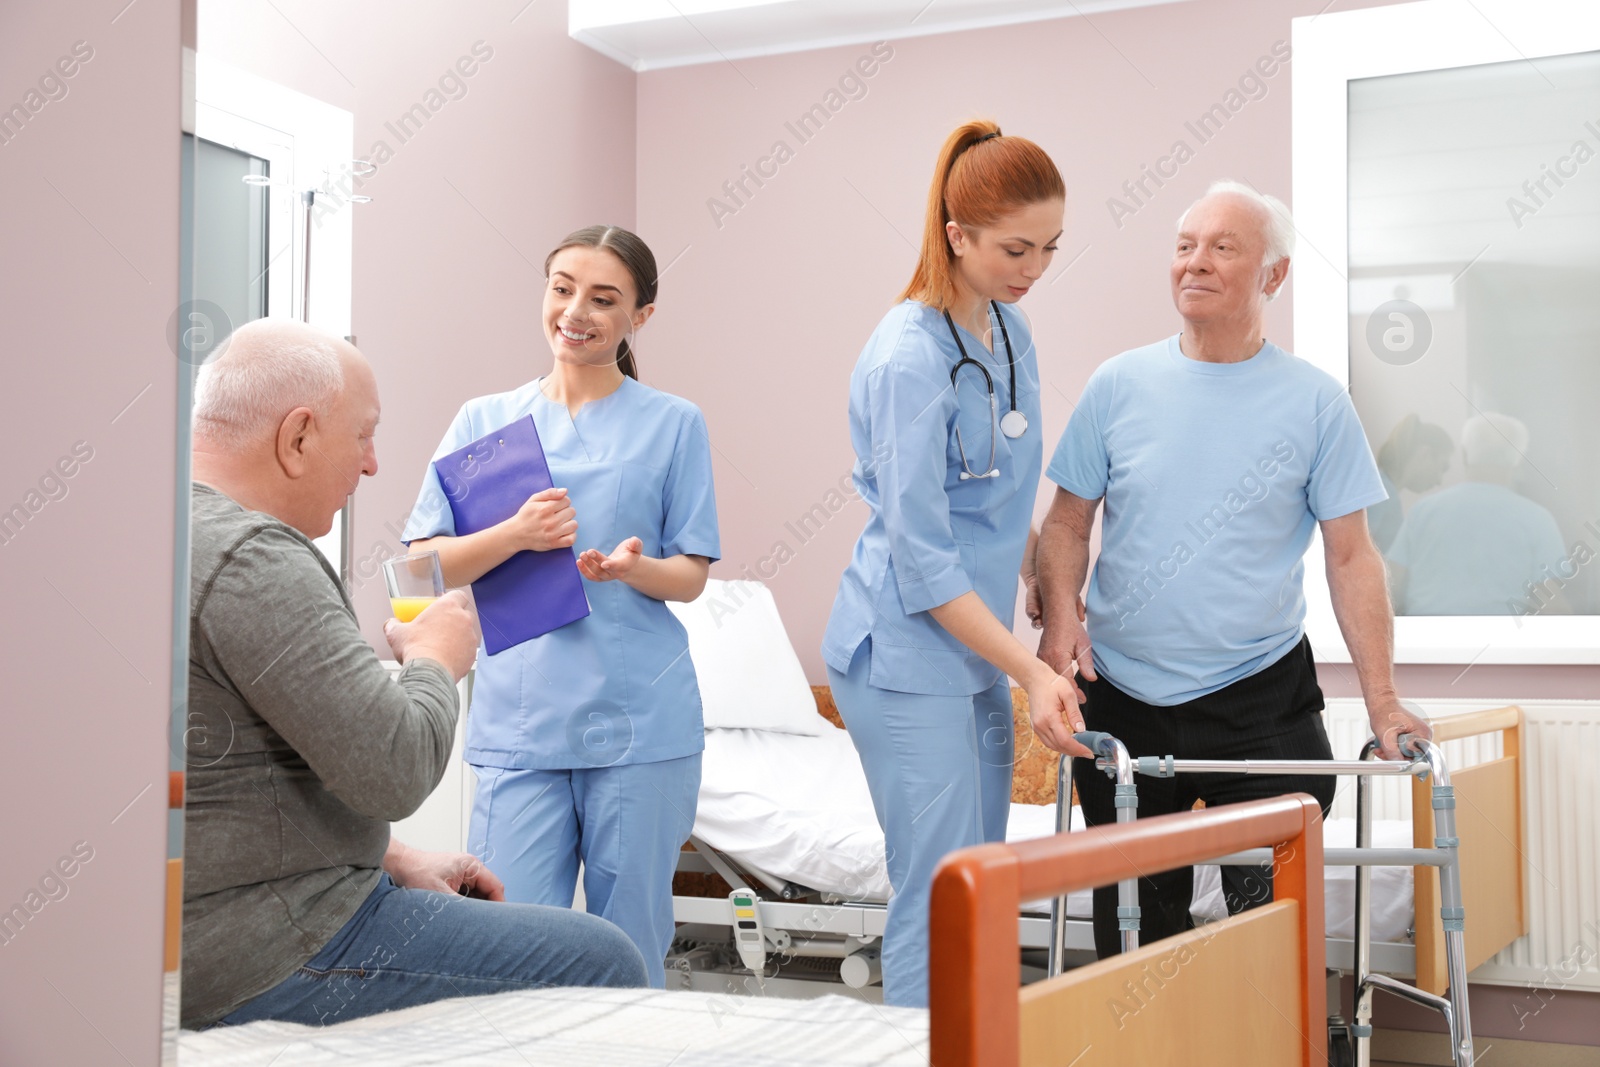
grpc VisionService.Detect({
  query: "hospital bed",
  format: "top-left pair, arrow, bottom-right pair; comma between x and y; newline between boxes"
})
931,793 -> 1329,1066
666,582 -> 1529,1045
671,713 -> 1416,982
179,797 -> 1316,1066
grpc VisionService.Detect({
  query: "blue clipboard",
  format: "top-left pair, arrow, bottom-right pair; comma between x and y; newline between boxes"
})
434,415 -> 590,654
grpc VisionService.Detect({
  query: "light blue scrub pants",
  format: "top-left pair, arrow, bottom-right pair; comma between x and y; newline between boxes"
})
468,753 -> 701,988
827,638 -> 1013,1008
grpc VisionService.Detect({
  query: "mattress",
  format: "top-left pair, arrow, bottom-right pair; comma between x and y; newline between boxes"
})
180,986 -> 928,1066
694,727 -> 1415,943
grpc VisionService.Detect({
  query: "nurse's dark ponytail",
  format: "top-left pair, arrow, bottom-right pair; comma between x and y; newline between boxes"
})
544,225 -> 659,380
901,121 -> 1065,312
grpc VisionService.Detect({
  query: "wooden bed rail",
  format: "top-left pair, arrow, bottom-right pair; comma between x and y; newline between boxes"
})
929,794 -> 1326,1067
1424,704 -> 1522,744
1411,705 -> 1525,995
166,771 -> 184,973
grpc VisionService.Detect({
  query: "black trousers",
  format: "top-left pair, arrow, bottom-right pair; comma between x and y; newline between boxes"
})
1072,635 -> 1336,958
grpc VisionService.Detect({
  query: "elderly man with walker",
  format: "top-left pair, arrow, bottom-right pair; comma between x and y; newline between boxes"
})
1036,180 -> 1433,961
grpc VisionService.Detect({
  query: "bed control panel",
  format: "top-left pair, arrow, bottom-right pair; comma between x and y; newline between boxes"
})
728,888 -> 766,972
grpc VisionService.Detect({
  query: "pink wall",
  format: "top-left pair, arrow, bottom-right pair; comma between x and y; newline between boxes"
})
197,0 -> 638,648
0,1 -> 180,1062
10,1 -> 1593,1057
633,0 -> 1600,704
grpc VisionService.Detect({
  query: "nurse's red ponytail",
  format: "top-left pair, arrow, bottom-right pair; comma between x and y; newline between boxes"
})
544,225 -> 658,380
900,121 -> 1065,312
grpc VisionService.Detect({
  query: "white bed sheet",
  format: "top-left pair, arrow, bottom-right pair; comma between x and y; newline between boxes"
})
180,986 -> 928,1066
695,727 -> 1415,943
694,727 -> 1079,902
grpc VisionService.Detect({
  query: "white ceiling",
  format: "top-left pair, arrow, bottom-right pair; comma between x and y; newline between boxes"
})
568,0 -> 1196,72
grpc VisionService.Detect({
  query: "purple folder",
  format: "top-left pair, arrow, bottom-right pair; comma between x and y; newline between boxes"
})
434,415 -> 590,655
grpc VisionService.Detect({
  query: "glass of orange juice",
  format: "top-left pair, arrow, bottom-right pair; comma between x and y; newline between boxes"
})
383,550 -> 444,622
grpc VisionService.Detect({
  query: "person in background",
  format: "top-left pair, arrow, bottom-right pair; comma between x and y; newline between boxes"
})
1387,411 -> 1570,615
184,318 -> 645,1029
821,120 -> 1087,1008
1036,180 -> 1432,958
1368,413 -> 1453,554
405,226 -> 719,988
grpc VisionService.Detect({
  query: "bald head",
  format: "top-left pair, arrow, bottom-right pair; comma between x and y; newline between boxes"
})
191,319 -> 380,538
194,319 -> 357,449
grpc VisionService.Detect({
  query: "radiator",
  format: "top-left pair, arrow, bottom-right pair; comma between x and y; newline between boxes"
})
1322,697 -> 1600,992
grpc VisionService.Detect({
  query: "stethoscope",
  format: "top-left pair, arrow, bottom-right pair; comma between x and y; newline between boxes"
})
943,301 -> 1028,480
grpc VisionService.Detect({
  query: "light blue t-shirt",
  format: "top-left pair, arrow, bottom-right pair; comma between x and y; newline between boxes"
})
1047,336 -> 1386,706
404,376 -> 721,770
822,300 -> 1043,696
1386,481 -> 1567,614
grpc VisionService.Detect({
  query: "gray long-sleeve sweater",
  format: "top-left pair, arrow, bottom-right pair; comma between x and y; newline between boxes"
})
181,483 -> 458,1027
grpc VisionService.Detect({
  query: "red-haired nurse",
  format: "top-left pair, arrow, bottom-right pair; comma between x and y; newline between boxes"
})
822,121 -> 1091,1007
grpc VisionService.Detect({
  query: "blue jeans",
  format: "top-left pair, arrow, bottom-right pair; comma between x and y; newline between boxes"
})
213,873 -> 647,1027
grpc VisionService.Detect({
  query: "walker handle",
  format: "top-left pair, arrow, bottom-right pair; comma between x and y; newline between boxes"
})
1073,731 -> 1118,758
1397,732 -> 1427,760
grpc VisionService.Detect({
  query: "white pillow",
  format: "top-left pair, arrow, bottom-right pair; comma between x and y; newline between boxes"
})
668,579 -> 831,736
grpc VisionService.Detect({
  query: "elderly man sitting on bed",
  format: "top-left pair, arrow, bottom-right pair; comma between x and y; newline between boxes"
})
182,319 -> 645,1029
1035,180 -> 1432,959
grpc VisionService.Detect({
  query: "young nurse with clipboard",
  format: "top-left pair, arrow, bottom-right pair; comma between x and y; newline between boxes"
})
403,226 -> 719,987
821,121 -> 1090,1007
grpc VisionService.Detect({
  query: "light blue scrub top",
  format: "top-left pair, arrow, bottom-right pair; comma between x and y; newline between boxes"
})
1386,481 -> 1568,614
822,300 -> 1043,697
404,377 -> 721,770
1047,337 -> 1386,706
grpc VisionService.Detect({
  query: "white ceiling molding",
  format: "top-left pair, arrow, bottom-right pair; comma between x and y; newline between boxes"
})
569,0 -> 1197,72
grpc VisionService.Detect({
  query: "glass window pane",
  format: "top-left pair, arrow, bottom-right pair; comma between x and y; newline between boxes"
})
1348,50 -> 1600,618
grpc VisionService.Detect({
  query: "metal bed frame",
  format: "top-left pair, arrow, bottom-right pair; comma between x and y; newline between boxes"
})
1052,730 -> 1476,1067
670,841 -> 1086,997
668,740 -> 1425,1006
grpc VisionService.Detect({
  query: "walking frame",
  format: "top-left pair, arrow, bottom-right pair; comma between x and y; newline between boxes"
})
1049,728 -> 1479,1067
